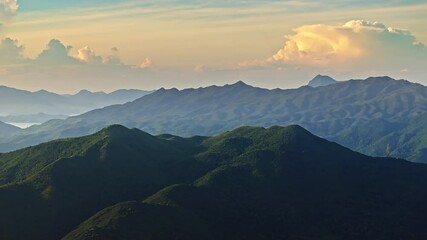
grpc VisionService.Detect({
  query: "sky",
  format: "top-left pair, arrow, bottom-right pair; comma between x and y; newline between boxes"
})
0,0 -> 426,93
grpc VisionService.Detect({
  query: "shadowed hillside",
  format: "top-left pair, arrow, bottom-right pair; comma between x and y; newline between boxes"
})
0,125 -> 426,239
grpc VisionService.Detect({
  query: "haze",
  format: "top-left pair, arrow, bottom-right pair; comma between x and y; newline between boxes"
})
0,0 -> 426,93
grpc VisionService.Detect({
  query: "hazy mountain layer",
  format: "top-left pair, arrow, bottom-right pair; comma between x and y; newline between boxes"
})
1,76 -> 426,162
0,121 -> 20,137
0,125 -> 426,240
0,113 -> 68,124
0,86 -> 153,116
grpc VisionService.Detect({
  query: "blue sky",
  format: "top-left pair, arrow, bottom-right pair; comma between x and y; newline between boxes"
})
17,0 -> 122,11
16,0 -> 427,11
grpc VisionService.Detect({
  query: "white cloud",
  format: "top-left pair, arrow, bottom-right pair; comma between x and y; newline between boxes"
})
36,39 -> 78,65
0,38 -> 151,70
104,47 -> 123,65
137,58 -> 154,69
0,0 -> 18,22
0,37 -> 24,64
0,38 -> 161,92
0,19 -> 426,92
75,46 -> 103,64
268,20 -> 427,68
35,40 -> 130,67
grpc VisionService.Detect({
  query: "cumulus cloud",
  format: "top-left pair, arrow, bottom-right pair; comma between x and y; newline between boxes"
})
0,0 -> 18,23
36,39 -> 78,65
137,58 -> 154,69
0,38 -> 158,91
268,20 -> 426,68
104,47 -> 123,65
0,37 -> 24,64
0,38 -> 149,69
75,46 -> 103,64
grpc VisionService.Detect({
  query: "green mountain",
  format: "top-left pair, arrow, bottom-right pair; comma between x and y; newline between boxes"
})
0,125 -> 206,240
336,113 -> 427,161
2,76 -> 427,162
1,125 -> 427,240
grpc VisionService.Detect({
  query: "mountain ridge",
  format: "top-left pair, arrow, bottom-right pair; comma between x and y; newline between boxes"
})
0,121 -> 20,137
0,85 -> 153,116
1,76 -> 427,162
3,124 -> 427,240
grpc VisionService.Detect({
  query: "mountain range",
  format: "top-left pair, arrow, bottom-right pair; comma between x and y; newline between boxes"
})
0,113 -> 68,125
1,76 -> 426,162
0,121 -> 20,136
0,125 -> 426,240
0,86 -> 153,116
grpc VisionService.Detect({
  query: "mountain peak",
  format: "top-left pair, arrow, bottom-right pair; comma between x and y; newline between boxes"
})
75,89 -> 94,96
365,76 -> 395,82
228,81 -> 252,88
308,75 -> 338,87
34,89 -> 53,94
99,125 -> 156,142
103,124 -> 129,131
100,124 -> 133,137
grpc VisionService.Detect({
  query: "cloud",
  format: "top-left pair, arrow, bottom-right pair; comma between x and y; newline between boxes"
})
34,40 -> 130,67
0,38 -> 148,69
0,37 -> 25,64
104,47 -> 123,65
0,38 -> 160,92
267,20 -> 426,69
36,39 -> 78,65
204,20 -> 427,88
75,46 -> 103,64
1,19 -> 426,92
0,0 -> 18,23
193,65 -> 205,73
137,58 -> 154,69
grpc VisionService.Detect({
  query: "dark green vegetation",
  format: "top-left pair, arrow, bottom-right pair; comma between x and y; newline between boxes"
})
2,76 -> 426,162
1,125 -> 427,240
0,85 -> 152,116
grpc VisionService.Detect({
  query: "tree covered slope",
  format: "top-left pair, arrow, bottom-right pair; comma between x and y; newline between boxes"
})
0,125 -> 426,239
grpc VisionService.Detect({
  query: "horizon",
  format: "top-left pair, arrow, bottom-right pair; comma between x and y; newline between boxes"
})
0,74 -> 420,94
0,1 -> 426,92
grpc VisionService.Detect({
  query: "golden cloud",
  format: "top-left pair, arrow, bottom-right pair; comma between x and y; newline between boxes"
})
269,20 -> 425,66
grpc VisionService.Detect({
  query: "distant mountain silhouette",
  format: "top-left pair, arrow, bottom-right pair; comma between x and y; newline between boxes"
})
1,76 -> 426,162
0,86 -> 153,116
1,125 -> 427,240
307,74 -> 338,87
0,113 -> 68,124
0,121 -> 20,136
